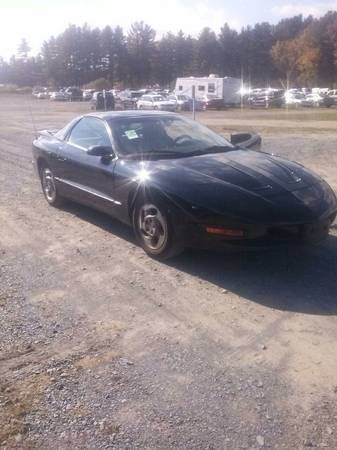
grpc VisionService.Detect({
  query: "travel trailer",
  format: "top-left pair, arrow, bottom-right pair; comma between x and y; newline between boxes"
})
175,75 -> 241,105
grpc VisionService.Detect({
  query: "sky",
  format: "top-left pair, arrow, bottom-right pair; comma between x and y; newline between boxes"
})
0,0 -> 336,60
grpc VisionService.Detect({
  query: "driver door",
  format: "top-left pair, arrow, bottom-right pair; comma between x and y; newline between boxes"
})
59,117 -> 119,215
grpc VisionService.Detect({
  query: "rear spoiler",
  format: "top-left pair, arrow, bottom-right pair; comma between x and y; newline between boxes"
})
37,129 -> 58,138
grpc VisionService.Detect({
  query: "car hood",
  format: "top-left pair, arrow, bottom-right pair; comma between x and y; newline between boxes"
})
141,149 -> 337,225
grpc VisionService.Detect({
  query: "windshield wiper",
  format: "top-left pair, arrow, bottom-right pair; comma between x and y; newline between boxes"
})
184,145 -> 234,156
124,150 -> 186,159
123,146 -> 234,160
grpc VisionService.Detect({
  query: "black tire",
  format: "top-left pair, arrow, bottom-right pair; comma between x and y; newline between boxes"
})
133,198 -> 183,260
39,165 -> 63,207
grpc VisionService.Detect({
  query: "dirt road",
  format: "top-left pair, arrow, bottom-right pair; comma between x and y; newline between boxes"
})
1,95 -> 337,449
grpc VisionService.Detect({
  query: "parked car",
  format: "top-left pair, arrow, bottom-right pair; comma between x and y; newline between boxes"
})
284,91 -> 305,106
32,111 -> 337,259
167,94 -> 191,111
302,93 -> 334,108
32,87 -> 49,97
199,95 -> 226,110
137,94 -> 176,111
64,87 -> 83,101
50,91 -> 67,101
247,89 -> 285,108
150,89 -> 169,98
83,89 -> 95,101
36,91 -> 50,99
117,90 -> 144,110
327,90 -> 337,105
312,87 -> 330,95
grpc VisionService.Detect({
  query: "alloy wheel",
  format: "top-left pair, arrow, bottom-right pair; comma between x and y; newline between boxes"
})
42,168 -> 56,203
138,204 -> 168,251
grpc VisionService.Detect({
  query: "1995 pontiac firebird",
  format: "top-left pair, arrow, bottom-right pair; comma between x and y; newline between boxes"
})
32,111 -> 337,259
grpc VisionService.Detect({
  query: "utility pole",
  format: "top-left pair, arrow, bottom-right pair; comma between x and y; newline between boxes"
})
192,85 -> 196,120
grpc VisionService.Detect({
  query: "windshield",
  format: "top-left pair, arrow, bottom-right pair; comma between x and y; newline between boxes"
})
110,116 -> 233,158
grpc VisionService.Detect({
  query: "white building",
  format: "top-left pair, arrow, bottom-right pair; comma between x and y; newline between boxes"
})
174,75 -> 241,105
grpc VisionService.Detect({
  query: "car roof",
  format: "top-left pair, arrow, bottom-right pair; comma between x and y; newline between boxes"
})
85,110 -> 179,120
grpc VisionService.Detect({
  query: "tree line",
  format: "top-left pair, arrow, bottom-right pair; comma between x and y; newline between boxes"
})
0,12 -> 336,89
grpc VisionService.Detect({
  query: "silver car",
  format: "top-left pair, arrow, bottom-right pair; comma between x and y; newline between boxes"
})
137,94 -> 176,111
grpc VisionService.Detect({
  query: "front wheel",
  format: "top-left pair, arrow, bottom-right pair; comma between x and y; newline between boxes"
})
40,166 -> 63,207
133,201 -> 183,259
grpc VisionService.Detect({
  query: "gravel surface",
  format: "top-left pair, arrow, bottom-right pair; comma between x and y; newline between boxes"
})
1,95 -> 337,449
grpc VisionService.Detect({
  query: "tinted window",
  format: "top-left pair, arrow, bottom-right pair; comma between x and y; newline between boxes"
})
68,117 -> 111,150
198,85 -> 205,91
110,116 -> 232,158
55,117 -> 81,141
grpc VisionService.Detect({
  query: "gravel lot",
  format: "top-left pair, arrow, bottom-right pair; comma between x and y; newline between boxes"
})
1,95 -> 337,449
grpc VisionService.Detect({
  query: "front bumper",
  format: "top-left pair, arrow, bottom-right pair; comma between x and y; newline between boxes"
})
179,214 -> 336,251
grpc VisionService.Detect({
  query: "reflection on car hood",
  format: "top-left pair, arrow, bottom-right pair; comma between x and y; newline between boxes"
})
152,150 -> 317,194
144,149 -> 337,224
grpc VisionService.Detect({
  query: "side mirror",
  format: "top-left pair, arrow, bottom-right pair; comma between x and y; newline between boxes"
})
230,133 -> 252,145
87,145 -> 114,159
230,132 -> 262,150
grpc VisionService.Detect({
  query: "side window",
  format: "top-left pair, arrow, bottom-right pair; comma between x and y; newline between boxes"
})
178,85 -> 183,91
115,121 -> 147,154
55,118 -> 80,141
198,85 -> 205,92
68,118 -> 111,150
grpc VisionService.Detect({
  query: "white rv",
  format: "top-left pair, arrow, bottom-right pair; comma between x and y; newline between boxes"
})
175,75 -> 241,105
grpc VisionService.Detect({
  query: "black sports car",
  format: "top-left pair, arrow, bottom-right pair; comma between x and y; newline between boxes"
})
32,111 -> 337,259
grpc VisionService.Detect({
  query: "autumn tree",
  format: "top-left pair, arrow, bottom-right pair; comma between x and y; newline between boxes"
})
326,14 -> 337,82
271,30 -> 320,86
296,31 -> 321,84
1,12 -> 336,88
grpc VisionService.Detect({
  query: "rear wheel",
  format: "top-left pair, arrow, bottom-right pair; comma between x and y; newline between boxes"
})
40,166 -> 63,207
133,200 -> 183,259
